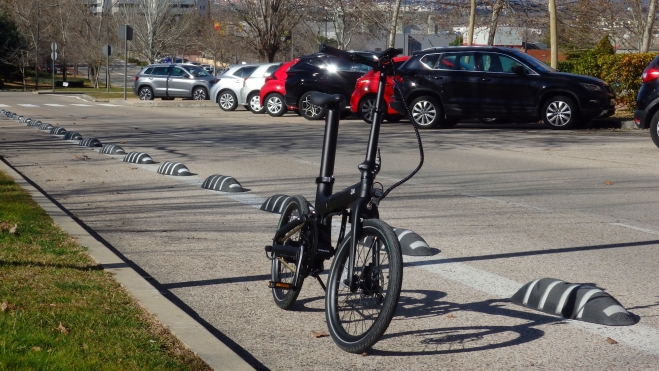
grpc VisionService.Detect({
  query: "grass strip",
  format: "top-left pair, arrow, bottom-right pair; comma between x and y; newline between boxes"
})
0,170 -> 211,371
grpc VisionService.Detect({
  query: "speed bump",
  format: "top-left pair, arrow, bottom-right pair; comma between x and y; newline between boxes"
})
63,131 -> 82,140
201,175 -> 246,192
50,127 -> 67,135
100,144 -> 126,155
157,161 -> 191,176
260,194 -> 292,213
79,138 -> 102,147
123,152 -> 155,164
511,278 -> 635,326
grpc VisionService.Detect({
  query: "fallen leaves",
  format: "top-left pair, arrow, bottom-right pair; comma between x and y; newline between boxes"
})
0,221 -> 18,235
311,331 -> 329,338
1,301 -> 15,312
604,181 -> 614,185
73,154 -> 90,161
57,322 -> 70,334
446,314 -> 456,319
606,337 -> 618,345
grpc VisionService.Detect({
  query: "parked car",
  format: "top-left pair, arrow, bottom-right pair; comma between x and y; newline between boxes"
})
285,52 -> 376,120
350,56 -> 409,124
133,64 -> 217,100
259,59 -> 299,117
201,64 -> 215,75
390,46 -> 616,129
159,57 -> 189,64
240,63 -> 282,114
634,55 -> 659,147
209,64 -> 260,111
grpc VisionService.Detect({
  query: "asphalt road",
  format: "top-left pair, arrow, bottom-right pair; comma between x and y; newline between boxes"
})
1,92 -> 659,370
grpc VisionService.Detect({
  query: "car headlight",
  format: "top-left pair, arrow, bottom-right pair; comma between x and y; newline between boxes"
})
580,83 -> 602,92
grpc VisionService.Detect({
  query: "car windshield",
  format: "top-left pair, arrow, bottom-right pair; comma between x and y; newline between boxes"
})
514,52 -> 556,72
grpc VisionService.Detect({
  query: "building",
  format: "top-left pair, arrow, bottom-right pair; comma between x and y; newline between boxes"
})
90,0 -> 205,16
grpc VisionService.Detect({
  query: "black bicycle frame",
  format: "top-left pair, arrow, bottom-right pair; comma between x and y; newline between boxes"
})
313,65 -> 390,287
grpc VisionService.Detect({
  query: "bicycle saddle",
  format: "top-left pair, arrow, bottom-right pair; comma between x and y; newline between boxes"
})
309,92 -> 345,107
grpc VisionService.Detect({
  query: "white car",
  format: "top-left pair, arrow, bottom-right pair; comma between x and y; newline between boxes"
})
240,63 -> 281,114
209,64 -> 260,111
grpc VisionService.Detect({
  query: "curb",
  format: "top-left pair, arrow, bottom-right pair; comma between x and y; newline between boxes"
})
0,158 -> 255,371
124,100 -> 218,107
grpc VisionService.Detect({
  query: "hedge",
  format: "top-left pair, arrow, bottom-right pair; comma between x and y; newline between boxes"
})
557,52 -> 657,109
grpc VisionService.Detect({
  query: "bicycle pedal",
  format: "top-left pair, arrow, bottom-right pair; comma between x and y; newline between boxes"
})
268,281 -> 295,291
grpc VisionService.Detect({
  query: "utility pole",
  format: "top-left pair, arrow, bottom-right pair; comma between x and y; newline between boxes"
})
549,0 -> 557,68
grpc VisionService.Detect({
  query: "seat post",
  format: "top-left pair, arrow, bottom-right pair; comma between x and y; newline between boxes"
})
316,104 -> 341,202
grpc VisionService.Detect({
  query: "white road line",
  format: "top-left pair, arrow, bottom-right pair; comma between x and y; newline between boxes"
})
44,104 -> 65,107
0,104 -> 10,107
17,104 -> 39,107
71,104 -> 92,107
611,223 -> 659,236
404,255 -> 659,356
97,104 -> 120,107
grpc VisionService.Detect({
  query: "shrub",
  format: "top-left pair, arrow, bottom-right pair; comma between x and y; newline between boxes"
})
599,53 -> 657,109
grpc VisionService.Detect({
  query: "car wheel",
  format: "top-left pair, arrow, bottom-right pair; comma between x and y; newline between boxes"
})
265,93 -> 287,117
359,95 -> 376,124
139,87 -> 154,101
386,115 -> 402,123
650,111 -> 659,148
193,87 -> 208,100
300,91 -> 325,120
542,95 -> 579,129
410,96 -> 441,129
248,92 -> 266,114
218,91 -> 238,111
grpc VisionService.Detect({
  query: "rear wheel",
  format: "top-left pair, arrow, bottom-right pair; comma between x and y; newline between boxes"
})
266,93 -> 287,116
359,95 -> 376,124
300,91 -> 325,120
410,96 -> 441,129
650,111 -> 659,148
271,196 -> 311,310
139,87 -> 154,101
248,92 -> 266,114
542,95 -> 579,129
325,219 -> 402,353
218,91 -> 238,111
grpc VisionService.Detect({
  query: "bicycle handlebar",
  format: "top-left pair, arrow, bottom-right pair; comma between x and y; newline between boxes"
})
318,44 -> 403,69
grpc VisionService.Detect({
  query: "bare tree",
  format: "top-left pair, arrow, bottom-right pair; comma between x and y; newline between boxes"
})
641,0 -> 658,52
115,0 -> 198,63
228,0 -> 306,62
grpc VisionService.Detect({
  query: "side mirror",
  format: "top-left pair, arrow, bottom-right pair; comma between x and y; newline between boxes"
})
511,65 -> 525,75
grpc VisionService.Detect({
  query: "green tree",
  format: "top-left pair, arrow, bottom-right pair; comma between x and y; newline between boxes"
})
0,8 -> 23,82
449,35 -> 463,46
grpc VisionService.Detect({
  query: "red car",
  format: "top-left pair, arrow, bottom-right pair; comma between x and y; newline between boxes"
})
350,56 -> 409,124
259,59 -> 299,117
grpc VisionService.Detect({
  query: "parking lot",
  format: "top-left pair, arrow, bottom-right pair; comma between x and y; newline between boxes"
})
1,92 -> 658,370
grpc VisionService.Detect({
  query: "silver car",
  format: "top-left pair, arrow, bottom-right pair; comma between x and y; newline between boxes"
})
240,63 -> 281,114
133,64 -> 217,100
210,64 -> 260,111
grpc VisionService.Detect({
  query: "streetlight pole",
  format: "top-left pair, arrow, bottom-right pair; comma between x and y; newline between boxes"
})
35,0 -> 58,91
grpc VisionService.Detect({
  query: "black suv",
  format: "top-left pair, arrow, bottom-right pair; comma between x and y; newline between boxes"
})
634,55 -> 659,147
285,52 -> 375,120
390,46 -> 616,129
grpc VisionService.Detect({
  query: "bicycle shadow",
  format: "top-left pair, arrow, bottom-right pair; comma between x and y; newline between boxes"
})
370,289 -> 563,356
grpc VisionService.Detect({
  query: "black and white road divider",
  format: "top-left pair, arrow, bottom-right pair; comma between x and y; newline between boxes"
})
157,161 -> 191,176
393,228 -> 438,256
50,127 -> 67,135
29,120 -> 42,127
63,131 -> 82,140
100,144 -> 126,155
511,278 -> 635,326
79,138 -> 102,147
38,123 -> 54,131
201,175 -> 246,192
123,152 -> 155,164
260,194 -> 292,213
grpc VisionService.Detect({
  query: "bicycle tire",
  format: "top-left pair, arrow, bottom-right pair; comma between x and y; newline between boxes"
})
325,218 -> 402,353
271,195 -> 310,310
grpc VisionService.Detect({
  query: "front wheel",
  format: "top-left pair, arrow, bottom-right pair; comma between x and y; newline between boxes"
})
271,195 -> 311,310
139,86 -> 154,101
325,219 -> 402,353
542,95 -> 579,129
192,87 -> 208,100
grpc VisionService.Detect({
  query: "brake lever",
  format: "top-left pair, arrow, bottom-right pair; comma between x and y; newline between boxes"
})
374,148 -> 381,176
